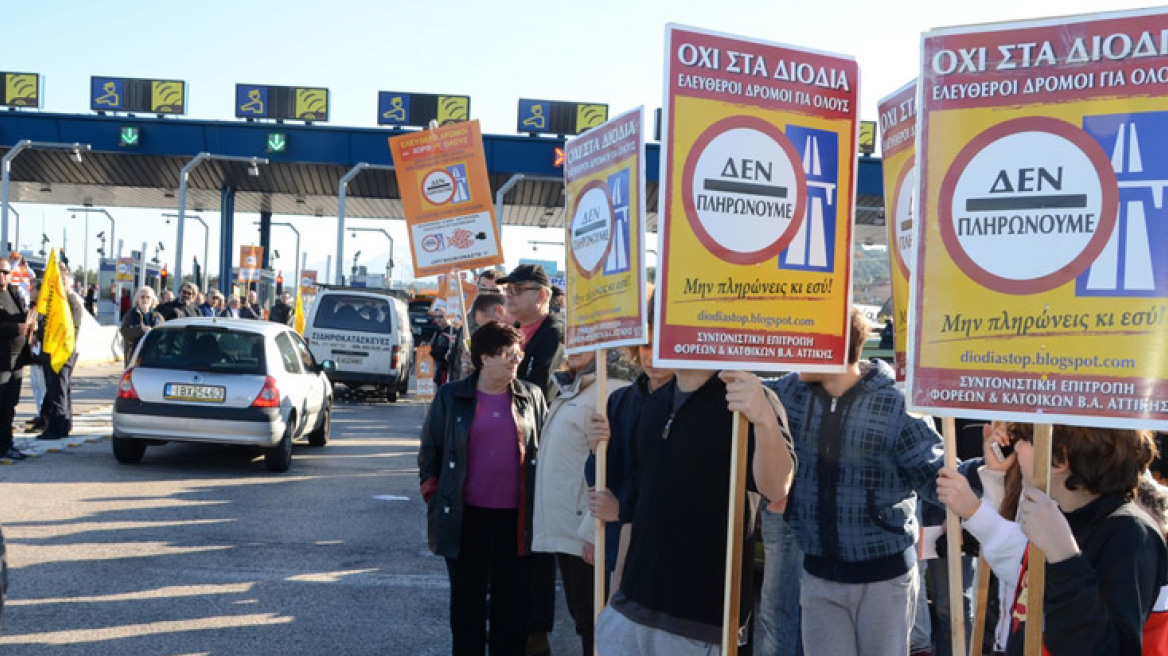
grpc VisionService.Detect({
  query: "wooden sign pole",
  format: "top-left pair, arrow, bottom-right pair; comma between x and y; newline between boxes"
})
1024,423 -> 1053,656
592,348 -> 607,655
721,411 -> 749,656
970,555 -> 992,656
942,416 -> 967,656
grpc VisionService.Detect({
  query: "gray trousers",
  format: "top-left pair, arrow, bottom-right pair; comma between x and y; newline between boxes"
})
596,606 -> 720,656
800,567 -> 919,656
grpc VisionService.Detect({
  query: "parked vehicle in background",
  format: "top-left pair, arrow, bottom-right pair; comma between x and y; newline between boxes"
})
113,317 -> 334,472
305,287 -> 413,402
408,298 -> 438,344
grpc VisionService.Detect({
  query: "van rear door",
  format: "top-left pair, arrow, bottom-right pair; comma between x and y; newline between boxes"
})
306,294 -> 395,382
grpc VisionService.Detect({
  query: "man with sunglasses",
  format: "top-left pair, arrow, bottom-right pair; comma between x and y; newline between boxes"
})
157,282 -> 201,321
0,260 -> 35,460
497,263 -> 564,656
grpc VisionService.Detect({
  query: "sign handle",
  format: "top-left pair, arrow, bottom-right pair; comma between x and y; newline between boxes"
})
451,269 -> 471,369
721,411 -> 749,656
942,416 -> 967,656
1024,423 -> 1053,656
970,555 -> 992,656
592,347 -> 607,655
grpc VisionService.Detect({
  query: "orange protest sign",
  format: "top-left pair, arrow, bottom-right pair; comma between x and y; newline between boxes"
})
389,120 -> 504,277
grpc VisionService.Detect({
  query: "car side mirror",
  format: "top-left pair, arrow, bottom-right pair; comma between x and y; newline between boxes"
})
320,360 -> 336,373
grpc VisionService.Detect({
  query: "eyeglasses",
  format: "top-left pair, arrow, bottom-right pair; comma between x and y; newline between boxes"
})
0,269 -> 12,275
491,348 -> 524,362
505,285 -> 542,296
181,290 -> 195,296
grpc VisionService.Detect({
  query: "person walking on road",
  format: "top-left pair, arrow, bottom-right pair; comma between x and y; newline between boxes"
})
0,258 -> 36,461
418,321 -> 548,656
119,286 -> 163,366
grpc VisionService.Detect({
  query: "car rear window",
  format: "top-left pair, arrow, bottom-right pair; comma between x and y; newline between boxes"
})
137,327 -> 267,375
313,294 -> 393,334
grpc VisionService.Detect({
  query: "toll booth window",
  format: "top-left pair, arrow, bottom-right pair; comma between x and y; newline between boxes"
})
313,295 -> 392,334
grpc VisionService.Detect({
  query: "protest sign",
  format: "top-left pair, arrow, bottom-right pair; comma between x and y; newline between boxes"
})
877,80 -> 917,382
238,245 -> 262,283
389,120 -> 503,277
911,7 -> 1168,430
654,25 -> 858,372
563,106 -> 648,354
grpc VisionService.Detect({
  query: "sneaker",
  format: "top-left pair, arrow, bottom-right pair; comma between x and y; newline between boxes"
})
3,446 -> 27,460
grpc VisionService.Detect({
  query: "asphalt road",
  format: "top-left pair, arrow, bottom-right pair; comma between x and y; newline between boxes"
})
0,366 -> 579,655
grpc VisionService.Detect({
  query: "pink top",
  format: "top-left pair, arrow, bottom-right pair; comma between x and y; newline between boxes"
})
462,390 -> 521,509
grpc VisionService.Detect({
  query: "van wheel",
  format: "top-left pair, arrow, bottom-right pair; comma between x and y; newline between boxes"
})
264,423 -> 294,472
112,437 -> 146,464
386,390 -> 398,403
308,404 -> 331,447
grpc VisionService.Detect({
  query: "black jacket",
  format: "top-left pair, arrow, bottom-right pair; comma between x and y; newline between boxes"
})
268,301 -> 294,326
1007,494 -> 1167,656
157,300 -> 199,321
517,313 -> 564,400
417,372 -> 547,559
120,307 -> 163,364
0,287 -> 29,373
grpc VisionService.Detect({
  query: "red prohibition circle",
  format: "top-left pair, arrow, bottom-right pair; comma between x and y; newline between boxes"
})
681,116 -> 808,265
891,158 -> 915,280
937,116 -> 1118,295
567,179 -> 615,279
421,168 -> 455,205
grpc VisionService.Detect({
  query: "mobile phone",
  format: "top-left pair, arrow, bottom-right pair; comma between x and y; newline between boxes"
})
991,441 -> 1015,462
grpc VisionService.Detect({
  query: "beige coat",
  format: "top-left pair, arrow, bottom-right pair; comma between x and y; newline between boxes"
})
531,365 -> 630,557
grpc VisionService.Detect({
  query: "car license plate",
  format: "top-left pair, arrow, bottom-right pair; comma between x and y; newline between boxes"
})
336,356 -> 363,366
164,383 -> 226,403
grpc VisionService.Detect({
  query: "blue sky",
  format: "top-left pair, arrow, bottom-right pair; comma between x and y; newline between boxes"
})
5,0 -> 1152,284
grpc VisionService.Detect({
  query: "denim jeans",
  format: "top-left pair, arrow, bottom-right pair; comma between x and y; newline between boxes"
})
755,507 -> 804,656
928,554 -> 975,656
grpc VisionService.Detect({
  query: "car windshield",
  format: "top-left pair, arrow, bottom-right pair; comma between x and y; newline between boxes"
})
137,327 -> 266,374
409,300 -> 433,314
314,294 -> 392,334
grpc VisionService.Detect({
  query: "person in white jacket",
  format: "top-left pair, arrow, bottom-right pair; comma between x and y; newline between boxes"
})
531,349 -> 632,656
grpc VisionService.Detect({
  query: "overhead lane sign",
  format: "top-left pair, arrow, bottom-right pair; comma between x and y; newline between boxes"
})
235,84 -> 329,122
0,72 -> 40,108
518,99 -> 609,135
91,76 -> 186,114
654,24 -> 859,372
910,7 -> 1168,430
378,92 -> 470,128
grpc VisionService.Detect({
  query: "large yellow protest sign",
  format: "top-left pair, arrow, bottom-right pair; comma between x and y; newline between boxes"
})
911,8 -> 1168,429
654,25 -> 858,371
563,107 -> 647,354
878,80 -> 917,382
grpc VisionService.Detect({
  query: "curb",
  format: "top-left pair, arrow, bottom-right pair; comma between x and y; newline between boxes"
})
1,404 -> 112,464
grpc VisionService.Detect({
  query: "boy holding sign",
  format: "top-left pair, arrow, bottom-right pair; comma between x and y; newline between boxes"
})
592,369 -> 795,655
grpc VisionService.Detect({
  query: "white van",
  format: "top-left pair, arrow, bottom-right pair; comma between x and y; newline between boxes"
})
305,288 -> 413,402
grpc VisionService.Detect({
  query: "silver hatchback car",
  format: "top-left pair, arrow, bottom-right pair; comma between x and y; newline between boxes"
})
113,317 -> 334,472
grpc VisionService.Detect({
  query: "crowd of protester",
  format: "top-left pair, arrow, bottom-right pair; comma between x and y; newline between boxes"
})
417,263 -> 1168,656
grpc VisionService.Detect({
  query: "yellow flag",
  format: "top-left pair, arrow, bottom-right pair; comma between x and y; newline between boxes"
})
37,249 -> 75,373
294,288 -> 306,336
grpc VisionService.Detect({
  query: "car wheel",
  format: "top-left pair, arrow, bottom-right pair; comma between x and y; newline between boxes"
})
264,423 -> 294,473
308,403 -> 331,447
112,436 -> 147,464
386,390 -> 398,403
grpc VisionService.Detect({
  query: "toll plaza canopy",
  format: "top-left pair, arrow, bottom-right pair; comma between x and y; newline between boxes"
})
0,111 -> 886,283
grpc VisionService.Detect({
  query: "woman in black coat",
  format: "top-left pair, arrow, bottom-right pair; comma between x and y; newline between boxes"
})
119,286 -> 164,366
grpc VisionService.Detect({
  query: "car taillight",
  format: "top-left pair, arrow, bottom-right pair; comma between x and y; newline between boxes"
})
391,345 -> 400,370
117,368 -> 139,400
251,376 -> 280,408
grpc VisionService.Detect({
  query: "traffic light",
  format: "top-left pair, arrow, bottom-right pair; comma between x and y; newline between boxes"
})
266,132 -> 287,153
119,126 -> 141,148
160,264 -> 168,289
276,273 -> 284,296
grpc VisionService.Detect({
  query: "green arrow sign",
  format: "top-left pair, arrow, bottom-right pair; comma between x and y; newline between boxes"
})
119,126 -> 140,147
267,132 -> 287,153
